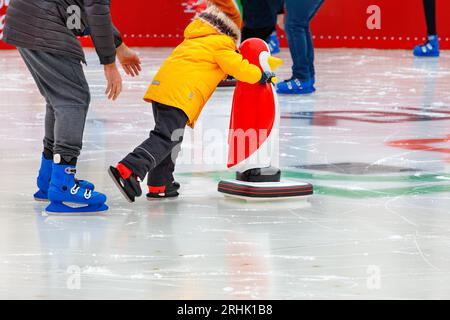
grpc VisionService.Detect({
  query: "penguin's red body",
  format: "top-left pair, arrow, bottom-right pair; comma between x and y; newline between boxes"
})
228,39 -> 276,169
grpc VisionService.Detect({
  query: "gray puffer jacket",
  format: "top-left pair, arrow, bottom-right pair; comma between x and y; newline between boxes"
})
3,0 -> 122,64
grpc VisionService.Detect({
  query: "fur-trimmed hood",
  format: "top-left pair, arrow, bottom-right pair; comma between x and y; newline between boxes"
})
195,4 -> 242,43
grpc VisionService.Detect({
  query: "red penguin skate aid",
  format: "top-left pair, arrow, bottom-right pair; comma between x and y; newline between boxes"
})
218,38 -> 313,200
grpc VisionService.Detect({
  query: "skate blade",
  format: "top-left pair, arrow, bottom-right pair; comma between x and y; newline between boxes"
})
45,201 -> 109,214
34,197 -> 49,202
146,195 -> 180,202
108,167 -> 134,203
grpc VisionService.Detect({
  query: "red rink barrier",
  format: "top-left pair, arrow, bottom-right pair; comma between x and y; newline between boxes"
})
1,0 -> 450,50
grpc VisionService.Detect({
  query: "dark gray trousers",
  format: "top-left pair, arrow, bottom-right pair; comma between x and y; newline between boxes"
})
18,48 -> 91,161
121,102 -> 188,186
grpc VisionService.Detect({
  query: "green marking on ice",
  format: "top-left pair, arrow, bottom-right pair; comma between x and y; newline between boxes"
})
282,171 -> 450,183
313,184 -> 450,199
179,170 -> 450,198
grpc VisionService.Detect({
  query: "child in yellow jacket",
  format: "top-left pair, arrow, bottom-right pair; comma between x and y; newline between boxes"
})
109,0 -> 276,202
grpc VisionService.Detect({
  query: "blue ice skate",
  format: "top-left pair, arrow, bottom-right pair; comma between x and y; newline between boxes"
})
34,154 -> 95,201
413,35 -> 440,57
268,31 -> 280,55
34,155 -> 53,201
276,78 -> 316,95
46,163 -> 107,213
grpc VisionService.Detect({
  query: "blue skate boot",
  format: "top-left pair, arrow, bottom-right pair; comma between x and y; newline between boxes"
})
46,163 -> 108,213
34,154 -> 95,202
34,155 -> 53,202
276,78 -> 316,95
413,35 -> 440,57
268,31 -> 280,55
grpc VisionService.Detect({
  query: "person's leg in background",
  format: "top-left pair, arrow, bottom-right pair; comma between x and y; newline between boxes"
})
305,0 -> 325,85
268,30 -> 281,55
305,25 -> 315,86
18,48 -> 107,212
277,0 -> 324,95
414,0 -> 439,57
284,0 -> 309,80
424,0 -> 437,36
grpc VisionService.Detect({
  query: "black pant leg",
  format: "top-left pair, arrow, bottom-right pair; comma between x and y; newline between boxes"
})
146,101 -> 178,186
147,152 -> 177,187
423,0 -> 437,36
121,102 -> 188,180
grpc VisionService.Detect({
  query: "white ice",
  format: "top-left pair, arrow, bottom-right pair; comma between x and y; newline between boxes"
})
1,48 -> 450,299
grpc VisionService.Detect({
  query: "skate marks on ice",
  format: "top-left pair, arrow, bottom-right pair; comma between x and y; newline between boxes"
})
2,49 -> 450,298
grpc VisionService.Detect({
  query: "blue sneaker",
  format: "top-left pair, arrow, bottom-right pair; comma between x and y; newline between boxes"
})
276,78 -> 316,95
413,35 -> 440,57
46,163 -> 107,213
34,154 -> 95,201
268,31 -> 280,55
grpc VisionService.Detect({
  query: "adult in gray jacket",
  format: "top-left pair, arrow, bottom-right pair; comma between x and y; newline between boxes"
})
3,0 -> 141,213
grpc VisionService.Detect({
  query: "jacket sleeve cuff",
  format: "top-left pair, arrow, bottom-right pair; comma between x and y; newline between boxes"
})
100,55 -> 116,65
114,35 -> 123,48
112,25 -> 123,48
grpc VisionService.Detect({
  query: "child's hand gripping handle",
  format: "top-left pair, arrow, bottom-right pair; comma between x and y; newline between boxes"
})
259,71 -> 278,84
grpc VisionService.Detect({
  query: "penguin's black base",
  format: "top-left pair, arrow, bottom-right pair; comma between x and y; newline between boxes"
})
218,179 -> 313,200
236,166 -> 281,183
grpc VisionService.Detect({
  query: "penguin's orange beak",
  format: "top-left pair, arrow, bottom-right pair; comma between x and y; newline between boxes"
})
268,56 -> 283,72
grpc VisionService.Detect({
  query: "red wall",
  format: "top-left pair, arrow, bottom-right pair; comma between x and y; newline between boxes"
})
2,0 -> 450,50
0,0 -> 10,48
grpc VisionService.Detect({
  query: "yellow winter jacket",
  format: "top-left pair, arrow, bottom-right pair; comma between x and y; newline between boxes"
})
143,5 -> 262,128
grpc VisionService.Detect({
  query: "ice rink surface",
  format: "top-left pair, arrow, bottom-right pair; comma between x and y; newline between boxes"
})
1,48 -> 450,299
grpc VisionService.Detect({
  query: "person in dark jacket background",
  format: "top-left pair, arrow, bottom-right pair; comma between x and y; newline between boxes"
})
2,0 -> 142,213
218,0 -> 283,87
241,0 -> 284,53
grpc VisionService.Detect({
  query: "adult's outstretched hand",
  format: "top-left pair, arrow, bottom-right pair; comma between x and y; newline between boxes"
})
117,43 -> 142,77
